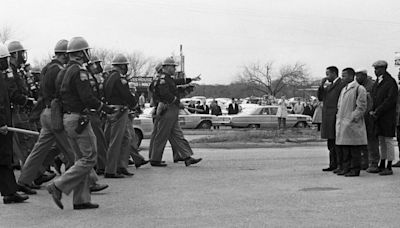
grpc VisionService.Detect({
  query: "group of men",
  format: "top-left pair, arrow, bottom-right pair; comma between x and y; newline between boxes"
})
319,61 -> 398,176
0,37 -> 202,209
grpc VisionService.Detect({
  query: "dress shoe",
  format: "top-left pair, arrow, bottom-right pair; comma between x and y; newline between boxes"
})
150,161 -> 167,167
3,193 -> 29,204
322,167 -> 336,172
337,169 -> 349,176
379,168 -> 393,176
47,183 -> 63,209
173,158 -> 185,163
96,169 -> 105,175
333,168 -> 342,174
392,161 -> 400,168
34,173 -> 56,185
135,160 -> 149,168
104,173 -> 125,178
73,202 -> 99,210
185,157 -> 202,167
117,168 -> 134,176
28,183 -> 41,190
17,183 -> 37,195
366,166 -> 380,173
90,184 -> 109,193
344,170 -> 360,177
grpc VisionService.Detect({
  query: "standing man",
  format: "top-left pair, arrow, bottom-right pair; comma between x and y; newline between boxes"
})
318,66 -> 348,172
393,70 -> 400,168
139,93 -> 146,109
0,43 -> 29,204
103,54 -> 137,178
17,39 -> 76,192
335,69 -> 367,176
228,98 -> 239,115
355,70 -> 380,173
46,37 -> 115,210
370,60 -> 398,175
150,57 -> 202,167
293,100 -> 304,114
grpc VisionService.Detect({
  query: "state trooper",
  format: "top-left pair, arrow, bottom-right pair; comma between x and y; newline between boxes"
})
7,41 -> 37,168
86,56 -> 107,175
46,37 -> 115,210
150,57 -> 202,167
103,54 -> 137,178
17,40 -> 76,194
0,43 -> 29,204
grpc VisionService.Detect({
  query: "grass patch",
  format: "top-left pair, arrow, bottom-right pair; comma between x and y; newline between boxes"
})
190,128 -> 321,144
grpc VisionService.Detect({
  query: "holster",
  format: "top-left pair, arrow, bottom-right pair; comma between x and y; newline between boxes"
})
75,115 -> 89,134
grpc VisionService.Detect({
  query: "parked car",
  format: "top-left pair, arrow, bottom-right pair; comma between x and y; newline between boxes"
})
178,108 -> 218,129
132,115 -> 153,146
229,105 -> 312,128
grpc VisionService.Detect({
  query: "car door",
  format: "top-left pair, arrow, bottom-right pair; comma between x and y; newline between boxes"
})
264,107 -> 279,128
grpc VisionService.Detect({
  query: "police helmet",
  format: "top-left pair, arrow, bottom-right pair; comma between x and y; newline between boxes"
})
0,43 -> 10,58
67,37 -> 90,53
111,54 -> 129,65
7,41 -> 26,53
54,39 -> 69,53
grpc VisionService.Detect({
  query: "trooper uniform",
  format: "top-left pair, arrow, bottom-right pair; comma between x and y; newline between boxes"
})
103,54 -> 137,178
7,41 -> 38,167
150,57 -> 201,167
47,37 -> 114,210
0,43 -> 29,204
18,40 -> 76,191
87,56 -> 108,175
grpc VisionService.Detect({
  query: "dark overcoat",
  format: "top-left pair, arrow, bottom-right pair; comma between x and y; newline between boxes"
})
371,72 -> 398,137
318,78 -> 347,139
0,71 -> 27,166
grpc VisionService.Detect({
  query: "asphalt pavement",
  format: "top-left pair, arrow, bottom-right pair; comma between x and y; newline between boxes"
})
2,143 -> 400,228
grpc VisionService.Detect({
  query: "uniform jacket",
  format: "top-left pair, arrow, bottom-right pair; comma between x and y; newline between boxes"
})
103,70 -> 137,108
335,80 -> 367,145
40,59 -> 64,106
318,77 -> 348,139
0,71 -> 27,165
60,61 -> 102,113
155,74 -> 179,104
371,72 -> 398,137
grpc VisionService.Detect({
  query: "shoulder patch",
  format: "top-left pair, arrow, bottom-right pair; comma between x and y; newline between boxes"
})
80,71 -> 89,81
121,78 -> 127,85
160,75 -> 165,79
160,79 -> 166,84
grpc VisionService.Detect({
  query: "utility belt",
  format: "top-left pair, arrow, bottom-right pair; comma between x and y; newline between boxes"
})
64,110 -> 90,134
107,104 -> 129,120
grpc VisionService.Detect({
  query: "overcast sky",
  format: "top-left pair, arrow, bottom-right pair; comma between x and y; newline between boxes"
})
2,0 -> 400,84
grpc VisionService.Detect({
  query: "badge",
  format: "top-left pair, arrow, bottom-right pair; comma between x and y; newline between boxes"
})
160,79 -> 166,84
80,71 -> 89,81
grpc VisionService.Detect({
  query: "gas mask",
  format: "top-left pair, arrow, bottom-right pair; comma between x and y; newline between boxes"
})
0,57 -> 10,71
82,49 -> 91,64
17,51 -> 27,66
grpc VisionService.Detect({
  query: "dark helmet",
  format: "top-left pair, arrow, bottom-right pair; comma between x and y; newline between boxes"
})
54,39 -> 69,53
162,57 -> 178,66
67,37 -> 90,53
7,41 -> 26,53
111,54 -> 129,65
90,56 -> 101,63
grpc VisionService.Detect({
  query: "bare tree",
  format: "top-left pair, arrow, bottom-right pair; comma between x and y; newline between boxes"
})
91,47 -> 116,65
126,52 -> 156,77
239,61 -> 309,97
0,25 -> 15,43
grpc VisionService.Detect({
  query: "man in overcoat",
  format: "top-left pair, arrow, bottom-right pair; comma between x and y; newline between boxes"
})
370,60 -> 398,175
318,66 -> 349,172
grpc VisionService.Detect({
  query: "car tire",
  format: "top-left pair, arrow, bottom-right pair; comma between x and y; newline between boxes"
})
248,124 -> 260,129
295,121 -> 306,128
134,129 -> 143,147
198,121 -> 212,129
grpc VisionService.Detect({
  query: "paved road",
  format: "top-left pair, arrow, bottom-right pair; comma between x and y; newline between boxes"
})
2,145 -> 400,228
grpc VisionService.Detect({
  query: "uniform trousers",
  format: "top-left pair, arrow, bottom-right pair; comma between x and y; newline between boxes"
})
150,105 -> 193,162
12,110 -> 38,165
126,118 -> 146,166
54,113 -> 97,204
0,166 -> 18,196
378,136 -> 395,161
340,145 -> 362,172
104,110 -> 130,174
88,113 -> 107,171
19,108 -> 75,185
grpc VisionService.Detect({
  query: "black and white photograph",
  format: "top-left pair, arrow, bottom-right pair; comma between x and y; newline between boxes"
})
1,0 -> 400,227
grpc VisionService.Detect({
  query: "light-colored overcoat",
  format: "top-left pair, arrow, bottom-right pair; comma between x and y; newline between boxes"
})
335,80 -> 368,145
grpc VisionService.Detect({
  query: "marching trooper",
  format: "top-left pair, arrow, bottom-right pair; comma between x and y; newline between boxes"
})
46,37 -> 115,210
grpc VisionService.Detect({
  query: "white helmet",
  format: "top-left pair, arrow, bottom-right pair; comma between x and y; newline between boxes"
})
0,43 -> 10,58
